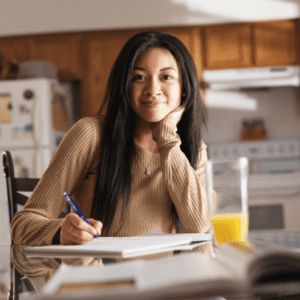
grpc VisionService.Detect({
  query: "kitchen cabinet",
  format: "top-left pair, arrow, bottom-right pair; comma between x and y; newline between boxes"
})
81,30 -> 142,117
157,27 -> 203,76
0,34 -> 82,81
253,20 -> 296,66
28,33 -> 82,81
203,23 -> 252,69
202,20 -> 297,70
1,18 -> 300,117
0,37 -> 29,64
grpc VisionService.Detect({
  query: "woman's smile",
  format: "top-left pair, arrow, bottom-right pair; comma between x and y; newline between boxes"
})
141,100 -> 166,107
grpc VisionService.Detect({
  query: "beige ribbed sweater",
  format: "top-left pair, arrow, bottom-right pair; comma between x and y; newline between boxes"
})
11,116 -> 211,250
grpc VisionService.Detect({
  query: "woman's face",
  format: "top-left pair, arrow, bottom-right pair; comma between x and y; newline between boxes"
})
131,47 -> 182,124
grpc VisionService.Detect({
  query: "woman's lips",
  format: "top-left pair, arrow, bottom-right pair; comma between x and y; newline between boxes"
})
141,101 -> 165,107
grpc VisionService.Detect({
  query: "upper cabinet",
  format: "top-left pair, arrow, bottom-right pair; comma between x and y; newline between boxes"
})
158,27 -> 204,76
28,33 -> 82,81
253,20 -> 297,67
81,30 -> 142,117
1,19 -> 300,117
203,23 -> 252,69
0,33 -> 82,81
202,19 -> 297,70
0,37 -> 29,63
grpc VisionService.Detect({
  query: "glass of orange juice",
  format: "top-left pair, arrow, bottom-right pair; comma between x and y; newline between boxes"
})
205,157 -> 249,247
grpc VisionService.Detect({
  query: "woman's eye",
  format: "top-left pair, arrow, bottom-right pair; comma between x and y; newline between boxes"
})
162,74 -> 173,80
132,74 -> 145,81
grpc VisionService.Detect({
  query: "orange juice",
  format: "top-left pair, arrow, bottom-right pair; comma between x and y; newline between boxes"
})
210,213 -> 249,245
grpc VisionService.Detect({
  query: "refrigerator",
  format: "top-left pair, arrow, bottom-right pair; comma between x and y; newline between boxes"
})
0,78 -> 74,245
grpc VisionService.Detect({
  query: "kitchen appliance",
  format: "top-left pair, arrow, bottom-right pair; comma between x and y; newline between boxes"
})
208,138 -> 300,233
0,78 -> 73,245
203,65 -> 300,90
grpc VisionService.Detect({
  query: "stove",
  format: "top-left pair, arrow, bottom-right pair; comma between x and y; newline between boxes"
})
208,138 -> 300,174
207,138 -> 300,233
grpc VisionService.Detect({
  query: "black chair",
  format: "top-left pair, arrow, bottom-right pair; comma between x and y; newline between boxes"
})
3,150 -> 69,225
2,150 -> 40,227
3,150 -> 70,299
2,150 -> 38,300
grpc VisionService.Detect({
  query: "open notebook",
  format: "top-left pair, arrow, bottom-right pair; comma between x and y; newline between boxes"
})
24,231 -> 212,258
41,241 -> 300,298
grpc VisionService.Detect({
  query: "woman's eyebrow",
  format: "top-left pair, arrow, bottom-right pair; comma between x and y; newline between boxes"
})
133,67 -> 145,71
132,66 -> 177,71
160,67 -> 176,72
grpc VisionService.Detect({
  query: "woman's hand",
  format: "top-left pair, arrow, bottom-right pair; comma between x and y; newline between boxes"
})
151,105 -> 185,130
151,106 -> 185,143
168,105 -> 185,126
60,213 -> 102,245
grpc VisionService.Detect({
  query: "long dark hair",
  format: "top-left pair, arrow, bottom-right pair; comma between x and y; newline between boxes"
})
91,31 -> 206,235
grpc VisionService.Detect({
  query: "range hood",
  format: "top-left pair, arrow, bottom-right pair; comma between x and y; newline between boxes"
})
202,65 -> 300,90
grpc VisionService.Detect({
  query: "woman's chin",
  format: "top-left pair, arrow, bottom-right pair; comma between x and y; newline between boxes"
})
145,114 -> 167,124
147,117 -> 164,124
135,113 -> 168,124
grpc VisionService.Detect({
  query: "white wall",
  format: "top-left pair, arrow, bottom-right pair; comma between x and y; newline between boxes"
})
203,87 -> 300,144
1,0 -> 300,37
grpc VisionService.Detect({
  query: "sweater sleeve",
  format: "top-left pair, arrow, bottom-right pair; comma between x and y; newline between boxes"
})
152,115 -> 211,234
11,118 -> 100,246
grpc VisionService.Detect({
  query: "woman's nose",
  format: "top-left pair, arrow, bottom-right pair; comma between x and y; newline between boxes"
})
145,78 -> 162,96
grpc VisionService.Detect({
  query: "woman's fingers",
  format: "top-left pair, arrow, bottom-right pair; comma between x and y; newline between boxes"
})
169,106 -> 185,125
60,213 -> 102,245
88,218 -> 103,236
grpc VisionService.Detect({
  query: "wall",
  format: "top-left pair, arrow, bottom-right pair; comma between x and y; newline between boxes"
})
1,0 -> 300,37
203,87 -> 300,144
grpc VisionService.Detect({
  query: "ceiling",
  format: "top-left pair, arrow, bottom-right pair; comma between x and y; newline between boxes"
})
1,0 -> 300,37
172,0 -> 300,23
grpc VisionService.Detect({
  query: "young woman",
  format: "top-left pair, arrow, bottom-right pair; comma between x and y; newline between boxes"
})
11,31 -> 210,250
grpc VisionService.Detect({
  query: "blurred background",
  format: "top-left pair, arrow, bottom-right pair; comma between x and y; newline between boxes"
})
1,0 -> 300,244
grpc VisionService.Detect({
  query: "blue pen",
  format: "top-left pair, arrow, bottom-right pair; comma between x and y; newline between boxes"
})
63,192 -> 98,238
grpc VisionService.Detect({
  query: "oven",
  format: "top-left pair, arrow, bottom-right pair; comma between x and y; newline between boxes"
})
208,138 -> 300,234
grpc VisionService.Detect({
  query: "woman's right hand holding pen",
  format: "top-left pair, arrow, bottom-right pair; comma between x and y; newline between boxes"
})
60,213 -> 102,245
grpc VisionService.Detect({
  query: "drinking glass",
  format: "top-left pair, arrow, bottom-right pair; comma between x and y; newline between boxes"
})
205,157 -> 249,246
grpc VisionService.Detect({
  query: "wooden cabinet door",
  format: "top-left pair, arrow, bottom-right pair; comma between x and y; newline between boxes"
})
28,33 -> 82,81
159,27 -> 203,76
203,23 -> 252,69
253,20 -> 296,66
81,30 -> 141,117
0,36 -> 29,63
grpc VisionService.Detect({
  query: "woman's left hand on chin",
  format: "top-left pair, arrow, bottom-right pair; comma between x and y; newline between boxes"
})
168,105 -> 185,125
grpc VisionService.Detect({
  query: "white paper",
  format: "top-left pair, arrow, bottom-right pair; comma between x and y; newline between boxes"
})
25,232 -> 212,258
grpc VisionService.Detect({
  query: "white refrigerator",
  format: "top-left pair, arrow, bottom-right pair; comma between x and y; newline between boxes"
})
0,78 -> 74,245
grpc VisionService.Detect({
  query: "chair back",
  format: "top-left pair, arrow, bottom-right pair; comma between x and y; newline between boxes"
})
2,150 -> 40,226
2,150 -> 39,299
